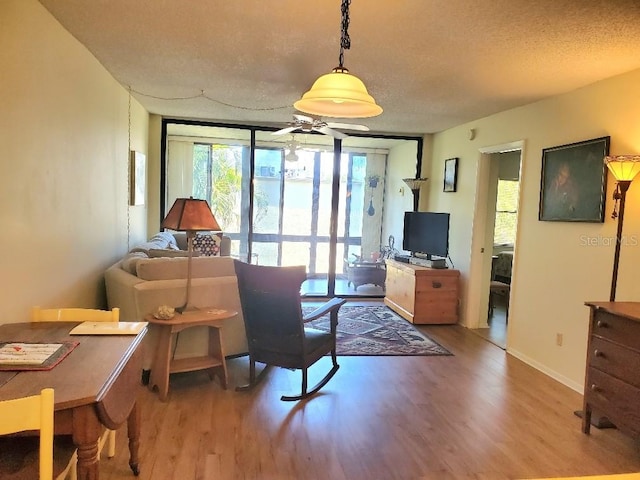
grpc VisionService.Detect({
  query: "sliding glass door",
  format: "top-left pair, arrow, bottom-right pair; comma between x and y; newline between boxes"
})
163,120 -> 419,298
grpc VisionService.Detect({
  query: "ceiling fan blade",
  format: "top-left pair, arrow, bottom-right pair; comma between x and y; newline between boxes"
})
316,126 -> 348,139
272,126 -> 299,136
326,122 -> 369,131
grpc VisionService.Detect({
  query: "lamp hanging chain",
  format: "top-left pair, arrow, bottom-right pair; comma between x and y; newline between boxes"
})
338,0 -> 351,69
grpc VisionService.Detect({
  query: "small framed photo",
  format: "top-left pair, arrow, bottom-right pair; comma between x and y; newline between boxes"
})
130,151 -> 146,206
538,136 -> 609,222
443,157 -> 458,192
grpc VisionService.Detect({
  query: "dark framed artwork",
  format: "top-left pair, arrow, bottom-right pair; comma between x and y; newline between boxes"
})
443,157 -> 458,192
538,136 -> 609,222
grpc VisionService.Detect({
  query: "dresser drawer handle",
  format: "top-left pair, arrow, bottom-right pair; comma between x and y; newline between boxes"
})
590,384 -> 600,392
596,320 -> 608,328
432,281 -> 442,288
594,349 -> 604,358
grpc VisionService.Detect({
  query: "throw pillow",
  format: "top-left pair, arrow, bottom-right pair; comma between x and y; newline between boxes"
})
193,232 -> 223,256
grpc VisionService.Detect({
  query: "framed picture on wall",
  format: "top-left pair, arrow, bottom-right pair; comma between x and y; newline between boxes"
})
130,151 -> 146,206
538,136 -> 609,222
443,157 -> 458,192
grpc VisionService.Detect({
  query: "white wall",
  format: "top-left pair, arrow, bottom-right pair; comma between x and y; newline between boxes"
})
383,141 -> 418,252
426,68 -> 640,390
1,0 -> 149,322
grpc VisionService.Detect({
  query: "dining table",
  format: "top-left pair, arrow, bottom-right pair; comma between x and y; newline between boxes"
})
0,321 -> 147,480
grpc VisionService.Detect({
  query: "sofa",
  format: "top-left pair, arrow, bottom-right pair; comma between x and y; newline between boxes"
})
105,231 -> 248,371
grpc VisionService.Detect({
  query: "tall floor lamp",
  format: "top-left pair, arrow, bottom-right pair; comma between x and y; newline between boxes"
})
161,197 -> 221,313
402,178 -> 429,211
604,155 -> 640,301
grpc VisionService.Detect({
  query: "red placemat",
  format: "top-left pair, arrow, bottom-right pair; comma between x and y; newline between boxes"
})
0,341 -> 79,371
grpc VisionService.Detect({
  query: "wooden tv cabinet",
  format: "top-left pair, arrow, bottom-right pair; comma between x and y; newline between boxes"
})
384,259 -> 460,324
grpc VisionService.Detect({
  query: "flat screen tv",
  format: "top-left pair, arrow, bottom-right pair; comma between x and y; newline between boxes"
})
402,211 -> 450,258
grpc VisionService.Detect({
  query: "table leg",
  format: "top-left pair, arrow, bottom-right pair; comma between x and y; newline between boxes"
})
149,324 -> 173,401
208,326 -> 227,389
72,404 -> 102,480
127,401 -> 141,476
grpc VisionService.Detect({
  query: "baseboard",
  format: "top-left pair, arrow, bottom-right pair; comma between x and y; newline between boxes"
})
506,347 -> 583,394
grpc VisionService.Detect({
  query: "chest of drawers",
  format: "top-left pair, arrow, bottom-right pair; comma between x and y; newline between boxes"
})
582,302 -> 640,438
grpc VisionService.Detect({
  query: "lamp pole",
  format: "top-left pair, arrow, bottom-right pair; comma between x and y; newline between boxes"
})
610,180 -> 631,301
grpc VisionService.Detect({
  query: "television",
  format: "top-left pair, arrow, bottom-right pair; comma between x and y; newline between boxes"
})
402,211 -> 450,259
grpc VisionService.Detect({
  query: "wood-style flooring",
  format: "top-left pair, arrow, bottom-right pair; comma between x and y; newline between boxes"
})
99,308 -> 640,480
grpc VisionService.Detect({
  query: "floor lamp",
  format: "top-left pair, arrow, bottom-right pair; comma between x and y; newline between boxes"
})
402,178 -> 429,211
161,197 -> 221,313
604,155 -> 640,301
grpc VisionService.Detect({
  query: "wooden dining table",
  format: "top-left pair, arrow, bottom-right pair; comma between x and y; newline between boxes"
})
0,322 -> 147,480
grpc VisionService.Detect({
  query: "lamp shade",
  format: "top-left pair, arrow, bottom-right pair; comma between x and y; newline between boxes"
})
402,178 -> 429,191
161,197 -> 221,232
294,67 -> 382,119
604,155 -> 640,182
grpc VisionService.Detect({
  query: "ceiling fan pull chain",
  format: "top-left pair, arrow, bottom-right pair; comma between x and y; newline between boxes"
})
338,0 -> 351,69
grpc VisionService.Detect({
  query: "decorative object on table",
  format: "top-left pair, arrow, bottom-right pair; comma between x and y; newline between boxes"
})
443,157 -> 459,192
161,197 -> 221,313
154,305 -> 175,320
234,260 -> 347,401
538,136 -> 610,222
303,305 -> 452,356
604,155 -> 640,301
130,150 -> 146,206
293,0 -> 382,119
402,177 -> 428,211
380,234 -> 399,261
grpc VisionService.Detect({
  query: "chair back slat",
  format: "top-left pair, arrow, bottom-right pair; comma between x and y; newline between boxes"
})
0,388 -> 54,479
31,307 -> 119,323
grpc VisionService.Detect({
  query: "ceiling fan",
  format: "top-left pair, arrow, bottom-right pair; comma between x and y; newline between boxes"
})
272,114 -> 369,139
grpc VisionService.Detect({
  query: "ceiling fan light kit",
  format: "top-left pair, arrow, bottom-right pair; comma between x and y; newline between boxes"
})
294,0 -> 382,119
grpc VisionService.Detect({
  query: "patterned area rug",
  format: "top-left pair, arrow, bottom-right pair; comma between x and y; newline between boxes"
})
303,305 -> 453,356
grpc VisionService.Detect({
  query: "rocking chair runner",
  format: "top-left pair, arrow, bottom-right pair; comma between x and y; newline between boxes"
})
233,260 -> 346,401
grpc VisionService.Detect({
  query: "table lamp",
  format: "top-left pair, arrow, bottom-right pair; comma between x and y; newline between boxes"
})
604,155 -> 640,301
161,197 -> 221,312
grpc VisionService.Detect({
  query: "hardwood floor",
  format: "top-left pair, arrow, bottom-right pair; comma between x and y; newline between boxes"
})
100,315 -> 640,480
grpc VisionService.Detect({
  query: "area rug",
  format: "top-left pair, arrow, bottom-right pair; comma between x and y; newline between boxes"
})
303,305 -> 452,356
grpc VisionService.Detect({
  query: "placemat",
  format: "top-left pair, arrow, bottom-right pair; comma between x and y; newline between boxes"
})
0,341 -> 79,371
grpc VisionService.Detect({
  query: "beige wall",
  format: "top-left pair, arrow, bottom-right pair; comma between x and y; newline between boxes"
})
427,68 -> 640,391
1,0 -> 149,322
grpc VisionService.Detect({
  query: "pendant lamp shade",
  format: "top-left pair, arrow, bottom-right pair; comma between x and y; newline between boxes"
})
294,67 -> 383,119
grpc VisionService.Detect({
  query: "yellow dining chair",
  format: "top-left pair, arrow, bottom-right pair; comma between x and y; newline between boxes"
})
30,306 -> 119,459
0,388 -> 76,479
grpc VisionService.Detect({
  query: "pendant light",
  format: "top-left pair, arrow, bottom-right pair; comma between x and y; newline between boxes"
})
294,0 -> 382,119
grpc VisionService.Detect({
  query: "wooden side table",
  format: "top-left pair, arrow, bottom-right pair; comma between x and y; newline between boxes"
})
146,308 -> 237,401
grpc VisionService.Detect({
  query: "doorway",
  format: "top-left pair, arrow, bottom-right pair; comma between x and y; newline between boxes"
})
467,141 -> 524,350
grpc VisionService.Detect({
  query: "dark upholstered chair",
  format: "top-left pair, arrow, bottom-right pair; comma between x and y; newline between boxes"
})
233,260 -> 346,401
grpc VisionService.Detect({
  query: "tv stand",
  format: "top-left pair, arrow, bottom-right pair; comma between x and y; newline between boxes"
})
384,259 -> 460,324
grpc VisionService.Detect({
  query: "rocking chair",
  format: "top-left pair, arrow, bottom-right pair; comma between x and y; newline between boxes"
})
233,260 -> 346,401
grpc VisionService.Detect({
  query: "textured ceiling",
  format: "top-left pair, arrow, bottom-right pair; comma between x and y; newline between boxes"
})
38,0 -> 640,135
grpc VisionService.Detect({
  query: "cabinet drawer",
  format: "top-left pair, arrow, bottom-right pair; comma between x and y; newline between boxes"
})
589,336 -> 640,388
585,368 -> 640,437
415,276 -> 457,295
593,311 -> 640,346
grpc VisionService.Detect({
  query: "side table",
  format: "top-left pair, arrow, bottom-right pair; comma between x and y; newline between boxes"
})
146,308 -> 237,401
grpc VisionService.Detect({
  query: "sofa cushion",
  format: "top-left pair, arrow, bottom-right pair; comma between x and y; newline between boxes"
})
135,256 -> 236,281
193,233 -> 223,256
121,251 -> 149,274
149,249 -> 199,258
